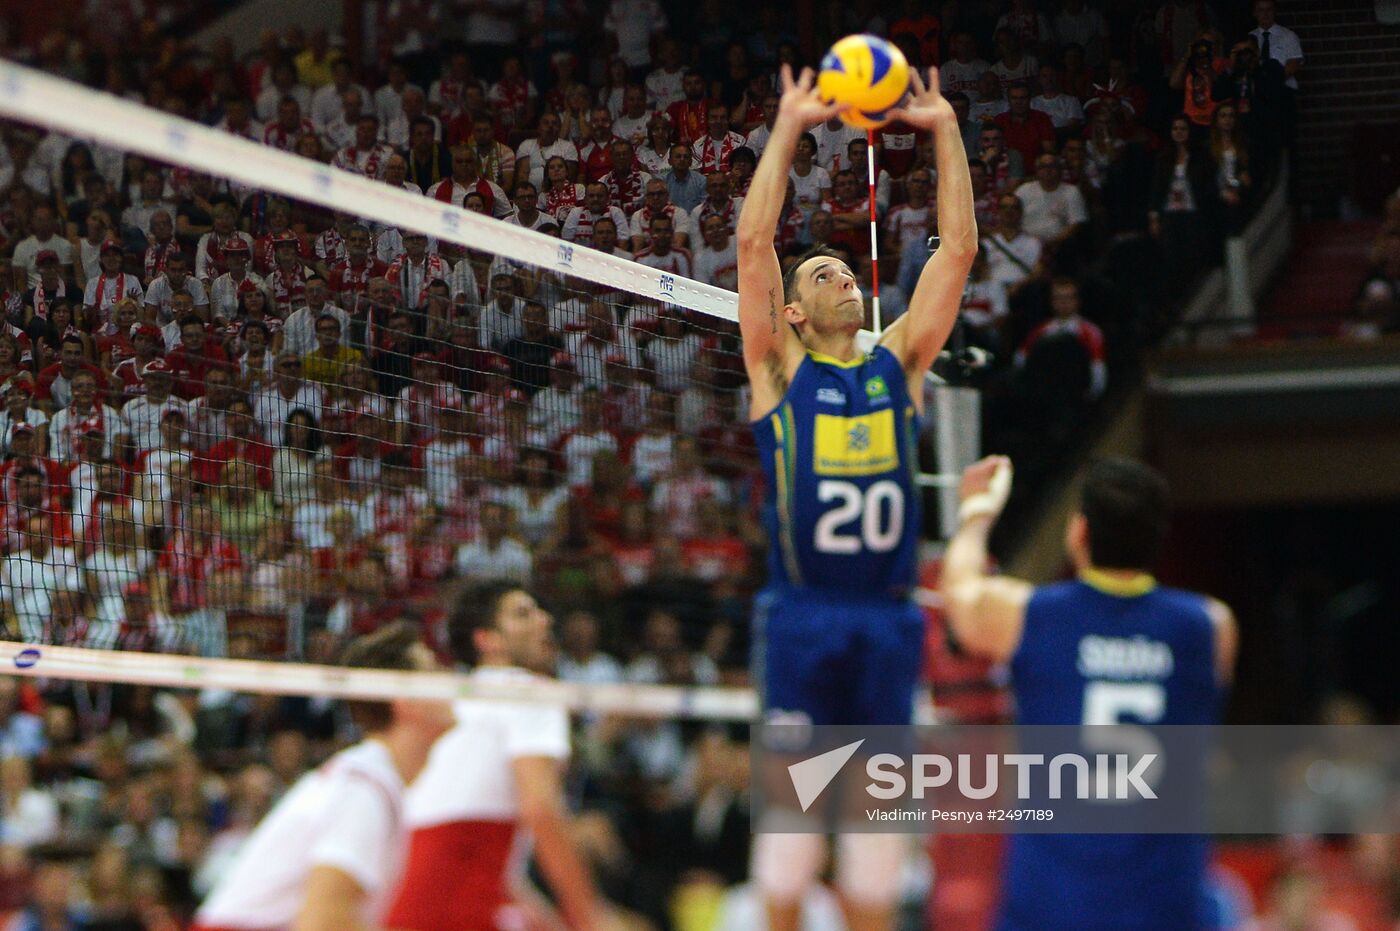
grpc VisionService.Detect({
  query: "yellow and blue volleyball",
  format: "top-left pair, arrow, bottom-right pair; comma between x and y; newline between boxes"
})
817,34 -> 911,130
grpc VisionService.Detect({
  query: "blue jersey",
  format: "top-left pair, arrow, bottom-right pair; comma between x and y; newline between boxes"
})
751,346 -> 921,599
999,573 -> 1221,931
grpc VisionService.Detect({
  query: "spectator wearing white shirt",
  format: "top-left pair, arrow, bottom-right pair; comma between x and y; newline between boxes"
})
120,169 -> 177,245
529,352 -> 583,444
644,38 -> 687,108
143,253 -> 209,325
1,514 -> 79,642
10,205 -> 73,289
983,193 -> 1043,300
0,755 -> 60,849
612,85 -> 654,149
372,61 -> 420,129
562,182 -> 630,246
629,179 -> 693,253
1251,0 -> 1303,144
479,270 -> 528,351
941,32 -> 991,97
649,436 -> 729,541
1054,0 -> 1109,66
332,114 -> 396,179
811,116 -> 862,172
121,360 -> 190,452
1031,64 -> 1085,138
989,29 -> 1040,88
693,214 -> 739,291
514,111 -> 579,191
556,611 -> 623,684
310,59 -> 370,133
605,0 -> 668,72
883,167 -> 935,256
969,71 -> 1009,126
692,104 -> 746,175
743,94 -> 780,158
558,388 -> 619,488
454,500 -> 532,584
1016,153 -> 1088,248
253,352 -> 325,438
282,275 -> 350,357
255,61 -> 311,123
634,214 -> 692,280
788,133 -> 832,221
383,86 -> 441,150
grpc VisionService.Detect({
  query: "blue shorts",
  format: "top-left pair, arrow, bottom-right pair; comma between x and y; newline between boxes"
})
753,586 -> 926,726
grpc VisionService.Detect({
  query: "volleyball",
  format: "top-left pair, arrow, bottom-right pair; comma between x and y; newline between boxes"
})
817,34 -> 911,130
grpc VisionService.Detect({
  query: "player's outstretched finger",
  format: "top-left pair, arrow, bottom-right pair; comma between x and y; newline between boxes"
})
779,64 -> 795,92
796,66 -> 816,90
925,66 -> 942,96
907,67 -> 926,98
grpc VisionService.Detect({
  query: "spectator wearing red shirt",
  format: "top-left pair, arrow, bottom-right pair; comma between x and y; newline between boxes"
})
604,140 -> 651,216
1014,277 -> 1107,401
994,83 -> 1057,170
199,398 -> 274,491
691,104 -> 745,175
34,334 -> 104,413
166,318 -> 231,401
150,498 -> 241,656
664,71 -> 710,146
681,497 -> 750,588
577,108 -> 620,183
890,0 -> 942,67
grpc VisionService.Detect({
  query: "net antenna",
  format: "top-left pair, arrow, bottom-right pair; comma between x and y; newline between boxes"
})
866,128 -> 883,337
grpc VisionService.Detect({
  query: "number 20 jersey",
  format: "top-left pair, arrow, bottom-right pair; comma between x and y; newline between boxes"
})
751,346 -> 921,599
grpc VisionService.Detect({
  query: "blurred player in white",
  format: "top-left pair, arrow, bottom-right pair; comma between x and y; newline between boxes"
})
192,621 -> 454,931
386,580 -> 616,931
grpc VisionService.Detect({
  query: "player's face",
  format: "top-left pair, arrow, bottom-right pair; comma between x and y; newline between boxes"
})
790,256 -> 863,336
492,590 -> 556,673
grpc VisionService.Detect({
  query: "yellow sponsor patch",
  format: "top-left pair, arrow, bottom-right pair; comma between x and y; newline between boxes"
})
813,409 -> 899,476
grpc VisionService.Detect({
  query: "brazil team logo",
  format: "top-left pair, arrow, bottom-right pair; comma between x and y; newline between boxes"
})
864,376 -> 889,400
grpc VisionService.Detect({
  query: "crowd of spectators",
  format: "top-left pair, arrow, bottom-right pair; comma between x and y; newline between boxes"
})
0,0 -> 1311,926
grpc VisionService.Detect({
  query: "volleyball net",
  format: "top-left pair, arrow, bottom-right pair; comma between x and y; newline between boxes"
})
0,62 -> 976,713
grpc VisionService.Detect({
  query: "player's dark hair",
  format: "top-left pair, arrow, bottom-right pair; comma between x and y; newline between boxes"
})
337,620 -> 421,733
783,245 -> 844,305
447,579 -> 522,666
1080,458 -> 1171,571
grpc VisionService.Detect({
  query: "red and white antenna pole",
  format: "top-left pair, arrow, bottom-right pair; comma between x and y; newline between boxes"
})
866,128 -> 882,337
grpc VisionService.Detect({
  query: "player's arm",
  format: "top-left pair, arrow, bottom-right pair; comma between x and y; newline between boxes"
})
294,865 -> 375,931
514,755 -> 607,930
1205,597 -> 1239,687
735,66 -> 839,418
877,68 -> 978,403
940,456 -> 1035,663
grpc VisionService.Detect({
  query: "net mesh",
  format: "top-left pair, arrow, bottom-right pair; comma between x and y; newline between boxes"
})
0,69 -> 960,669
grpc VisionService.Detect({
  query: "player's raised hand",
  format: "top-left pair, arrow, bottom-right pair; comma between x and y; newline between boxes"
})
957,455 -> 1013,524
888,67 -> 958,131
776,64 -> 844,130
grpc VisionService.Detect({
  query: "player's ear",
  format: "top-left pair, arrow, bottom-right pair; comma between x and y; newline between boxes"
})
1065,513 -> 1090,568
784,301 -> 807,327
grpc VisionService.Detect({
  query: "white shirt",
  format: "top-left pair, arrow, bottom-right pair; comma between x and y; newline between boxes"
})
788,165 -> 832,219
253,382 -> 325,438
144,275 -> 209,322
693,241 -> 739,291
516,138 -> 580,190
2,546 -> 80,640
1032,93 -> 1085,129
209,271 -> 267,321
479,296 -> 527,351
374,83 -> 423,128
121,395 -> 191,452
990,54 -> 1040,88
645,67 -> 686,110
884,203 -> 934,254
255,84 -> 312,123
812,122 -> 862,171
49,404 -> 122,462
1016,182 -> 1088,242
629,204 -> 694,249
744,123 -> 773,158
283,303 -> 350,357
404,672 -> 569,829
560,428 -> 619,487
630,432 -> 674,485
528,385 -> 581,444
12,235 -> 73,287
194,231 -> 256,281
310,81 -> 371,131
423,437 -> 479,507
1251,23 -> 1304,89
195,740 -> 407,929
454,536 -> 533,584
940,58 -> 990,97
982,231 -> 1043,294
606,0 -> 668,68
612,112 -> 653,148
